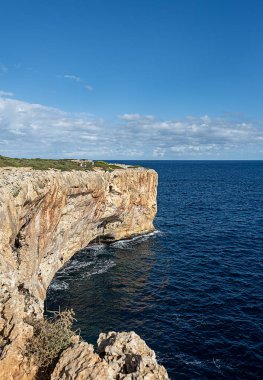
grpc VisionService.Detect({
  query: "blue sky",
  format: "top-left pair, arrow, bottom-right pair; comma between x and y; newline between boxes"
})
0,0 -> 263,159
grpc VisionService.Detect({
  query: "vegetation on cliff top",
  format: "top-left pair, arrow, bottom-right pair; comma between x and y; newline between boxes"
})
0,156 -> 127,171
24,309 -> 76,369
94,160 -> 123,170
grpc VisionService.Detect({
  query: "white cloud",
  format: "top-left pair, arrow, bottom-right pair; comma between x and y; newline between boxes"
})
119,113 -> 155,122
0,90 -> 14,97
170,144 -> 217,154
85,85 -> 93,91
153,147 -> 166,157
0,97 -> 262,159
0,98 -> 103,157
64,74 -> 93,91
64,74 -> 81,82
118,113 -> 263,158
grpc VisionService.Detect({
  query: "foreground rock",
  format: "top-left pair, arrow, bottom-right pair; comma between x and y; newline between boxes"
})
52,332 -> 169,380
0,166 -> 158,379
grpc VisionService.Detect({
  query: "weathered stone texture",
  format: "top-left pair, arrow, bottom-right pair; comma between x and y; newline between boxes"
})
51,332 -> 169,380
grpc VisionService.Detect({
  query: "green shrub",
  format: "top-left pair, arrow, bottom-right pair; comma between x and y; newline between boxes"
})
0,156 -> 125,171
24,309 -> 75,368
94,160 -> 123,171
37,182 -> 46,189
13,187 -> 21,197
0,156 -> 93,171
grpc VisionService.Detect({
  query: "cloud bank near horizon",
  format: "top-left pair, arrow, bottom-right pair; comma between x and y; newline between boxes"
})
0,94 -> 262,159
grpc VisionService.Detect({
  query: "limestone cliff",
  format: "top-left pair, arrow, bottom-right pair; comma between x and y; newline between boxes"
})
0,166 -> 165,379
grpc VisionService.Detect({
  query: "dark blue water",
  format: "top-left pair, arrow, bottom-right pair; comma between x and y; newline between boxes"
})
46,161 -> 263,379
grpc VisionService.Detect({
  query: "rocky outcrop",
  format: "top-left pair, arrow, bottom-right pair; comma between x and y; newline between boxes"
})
0,166 -> 160,379
52,332 -> 169,380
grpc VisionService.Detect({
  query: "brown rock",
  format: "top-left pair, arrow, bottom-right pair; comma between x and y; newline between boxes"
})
51,332 -> 169,380
97,331 -> 169,380
51,341 -> 114,380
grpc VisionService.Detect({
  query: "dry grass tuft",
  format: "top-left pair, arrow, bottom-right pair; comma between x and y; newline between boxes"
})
24,309 -> 75,368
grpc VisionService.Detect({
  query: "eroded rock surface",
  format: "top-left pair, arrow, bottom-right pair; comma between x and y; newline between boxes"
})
52,332 -> 169,380
0,166 -> 158,379
51,340 -> 113,380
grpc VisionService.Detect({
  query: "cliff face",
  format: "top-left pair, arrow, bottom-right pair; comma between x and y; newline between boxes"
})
0,167 -> 158,380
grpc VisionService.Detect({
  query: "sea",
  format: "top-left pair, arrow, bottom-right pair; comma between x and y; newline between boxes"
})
46,161 -> 263,379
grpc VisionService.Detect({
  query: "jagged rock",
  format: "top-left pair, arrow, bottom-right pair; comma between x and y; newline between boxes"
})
51,332 -> 169,380
97,331 -> 170,380
0,167 -> 158,379
51,341 -> 114,380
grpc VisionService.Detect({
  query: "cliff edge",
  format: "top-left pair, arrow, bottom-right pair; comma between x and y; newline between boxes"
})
0,165 -> 168,379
